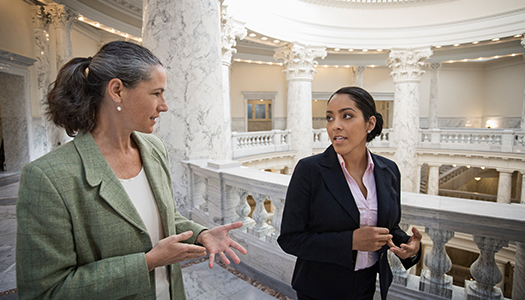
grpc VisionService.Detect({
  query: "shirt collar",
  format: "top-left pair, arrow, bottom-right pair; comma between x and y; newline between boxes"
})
337,149 -> 375,173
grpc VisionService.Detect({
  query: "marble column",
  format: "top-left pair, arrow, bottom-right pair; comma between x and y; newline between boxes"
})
387,48 -> 432,193
221,4 -> 246,160
420,228 -> 455,298
465,236 -> 508,300
496,169 -> 512,204
274,43 -> 326,164
46,4 -> 77,148
521,37 -> 525,129
427,163 -> 440,195
355,65 -> 366,87
515,172 -> 525,299
143,0 -> 228,215
31,6 -> 51,154
428,63 -> 441,129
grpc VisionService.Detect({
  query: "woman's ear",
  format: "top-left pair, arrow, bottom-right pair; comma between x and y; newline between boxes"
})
367,115 -> 377,132
107,78 -> 124,104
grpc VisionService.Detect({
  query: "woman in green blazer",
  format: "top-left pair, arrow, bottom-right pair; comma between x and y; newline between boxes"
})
16,41 -> 246,300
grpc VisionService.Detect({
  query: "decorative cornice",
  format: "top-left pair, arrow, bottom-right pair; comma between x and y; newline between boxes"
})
46,4 -> 78,29
0,49 -> 36,68
387,48 -> 432,83
221,4 -> 247,64
273,43 -> 327,81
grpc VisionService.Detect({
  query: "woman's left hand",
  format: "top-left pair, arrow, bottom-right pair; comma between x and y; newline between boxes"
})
196,221 -> 248,268
387,227 -> 422,260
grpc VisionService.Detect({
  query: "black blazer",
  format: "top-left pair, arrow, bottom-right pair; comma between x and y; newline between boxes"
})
278,145 -> 420,300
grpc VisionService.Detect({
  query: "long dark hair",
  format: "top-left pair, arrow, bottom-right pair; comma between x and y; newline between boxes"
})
46,41 -> 163,136
328,86 -> 384,142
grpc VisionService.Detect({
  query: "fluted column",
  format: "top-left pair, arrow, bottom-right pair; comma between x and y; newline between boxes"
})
420,228 -> 454,298
274,43 -> 326,165
496,169 -> 512,204
143,0 -> 228,215
221,4 -> 246,160
387,48 -> 432,192
465,236 -> 508,300
46,4 -> 77,148
355,65 -> 366,87
31,6 -> 52,154
428,63 -> 441,129
427,163 -> 440,195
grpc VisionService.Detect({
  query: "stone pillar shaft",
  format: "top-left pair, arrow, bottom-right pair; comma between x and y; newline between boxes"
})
429,63 -> 441,129
355,65 -> 366,87
274,43 -> 326,165
143,0 -> 227,215
427,164 -> 440,195
496,170 -> 512,204
387,47 -> 432,193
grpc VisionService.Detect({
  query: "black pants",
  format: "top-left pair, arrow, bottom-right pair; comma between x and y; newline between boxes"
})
296,263 -> 378,300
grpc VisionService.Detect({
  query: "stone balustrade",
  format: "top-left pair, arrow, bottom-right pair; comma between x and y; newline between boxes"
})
232,129 -> 291,159
182,158 -> 525,299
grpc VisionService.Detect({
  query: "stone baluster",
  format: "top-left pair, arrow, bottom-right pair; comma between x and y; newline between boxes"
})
221,4 -> 246,160
274,43 -> 326,165
496,169 -> 513,204
266,196 -> 285,244
388,223 -> 411,286
465,236 -> 508,300
387,47 -> 432,192
514,240 -> 525,300
419,228 -> 454,298
45,4 -> 77,148
235,188 -> 255,230
200,177 -> 209,213
247,193 -> 273,238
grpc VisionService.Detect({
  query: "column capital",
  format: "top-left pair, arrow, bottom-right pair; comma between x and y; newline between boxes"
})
45,4 -> 77,29
355,65 -> 366,73
31,6 -> 50,30
220,4 -> 246,65
430,62 -> 442,71
274,42 -> 327,81
387,47 -> 432,83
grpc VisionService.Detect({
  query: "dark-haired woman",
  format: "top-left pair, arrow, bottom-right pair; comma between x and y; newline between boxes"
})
16,41 -> 246,300
278,86 -> 422,300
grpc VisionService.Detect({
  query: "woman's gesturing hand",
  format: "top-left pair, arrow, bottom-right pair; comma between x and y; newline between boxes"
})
387,227 -> 422,260
352,227 -> 393,252
145,231 -> 207,271
196,221 -> 248,268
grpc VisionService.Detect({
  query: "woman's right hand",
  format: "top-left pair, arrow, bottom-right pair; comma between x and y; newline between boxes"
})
352,227 -> 393,252
145,231 -> 207,271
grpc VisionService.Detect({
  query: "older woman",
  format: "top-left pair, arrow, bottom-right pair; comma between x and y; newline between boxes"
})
16,41 -> 246,300
278,86 -> 422,300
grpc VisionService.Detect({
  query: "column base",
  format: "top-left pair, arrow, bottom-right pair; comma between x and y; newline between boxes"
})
265,232 -> 279,245
465,280 -> 504,300
419,269 -> 453,299
237,217 -> 255,231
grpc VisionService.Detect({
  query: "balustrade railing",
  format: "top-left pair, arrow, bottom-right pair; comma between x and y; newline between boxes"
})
183,159 -> 525,300
232,130 -> 291,159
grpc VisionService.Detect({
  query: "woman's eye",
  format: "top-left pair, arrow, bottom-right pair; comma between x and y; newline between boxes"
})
344,114 -> 352,119
326,116 -> 333,122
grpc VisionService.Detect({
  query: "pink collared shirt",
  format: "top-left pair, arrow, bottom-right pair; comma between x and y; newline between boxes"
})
337,151 -> 379,271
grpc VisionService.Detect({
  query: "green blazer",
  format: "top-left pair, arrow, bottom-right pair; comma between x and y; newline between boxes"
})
16,131 -> 206,300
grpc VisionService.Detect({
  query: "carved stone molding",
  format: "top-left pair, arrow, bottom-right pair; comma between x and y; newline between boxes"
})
387,48 -> 432,83
31,6 -> 50,30
221,4 -> 247,64
273,43 -> 327,81
45,4 -> 78,29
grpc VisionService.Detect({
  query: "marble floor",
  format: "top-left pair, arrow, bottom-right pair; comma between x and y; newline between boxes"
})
0,172 -> 290,300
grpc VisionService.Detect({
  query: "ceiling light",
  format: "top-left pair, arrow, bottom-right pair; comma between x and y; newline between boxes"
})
472,41 -> 479,44
495,55 -> 499,59
492,38 -> 500,42
110,29 -> 115,33
452,164 -> 456,167
138,38 -> 142,42
377,49 -> 383,52
453,43 -> 460,47
345,65 -> 350,68
474,177 -> 481,181
78,16 -> 84,21
273,40 -> 280,43
348,49 -> 354,52
261,37 -> 268,41
249,33 -> 256,37
334,48 -> 340,51
362,49 -> 368,52
448,60 -> 453,63
515,34 -> 522,38
478,57 -> 483,60
463,59 -> 468,62
435,45 -> 442,48
324,65 -> 328,68
124,33 -> 129,38
335,65 -> 339,68
467,165 -> 471,168
481,166 -> 485,169
95,23 -> 100,27
512,53 -> 517,56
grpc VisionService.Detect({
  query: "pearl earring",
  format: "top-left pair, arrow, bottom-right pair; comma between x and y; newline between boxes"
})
117,106 -> 122,112
367,130 -> 371,134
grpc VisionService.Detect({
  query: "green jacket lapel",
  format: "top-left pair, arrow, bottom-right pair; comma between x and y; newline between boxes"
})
74,132 -> 147,233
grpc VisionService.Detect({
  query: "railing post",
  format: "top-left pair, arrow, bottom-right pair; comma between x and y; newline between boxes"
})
465,236 -> 508,300
247,193 -> 274,238
388,223 -> 411,286
420,228 -> 455,298
501,129 -> 513,152
266,195 -> 285,244
234,188 -> 255,230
